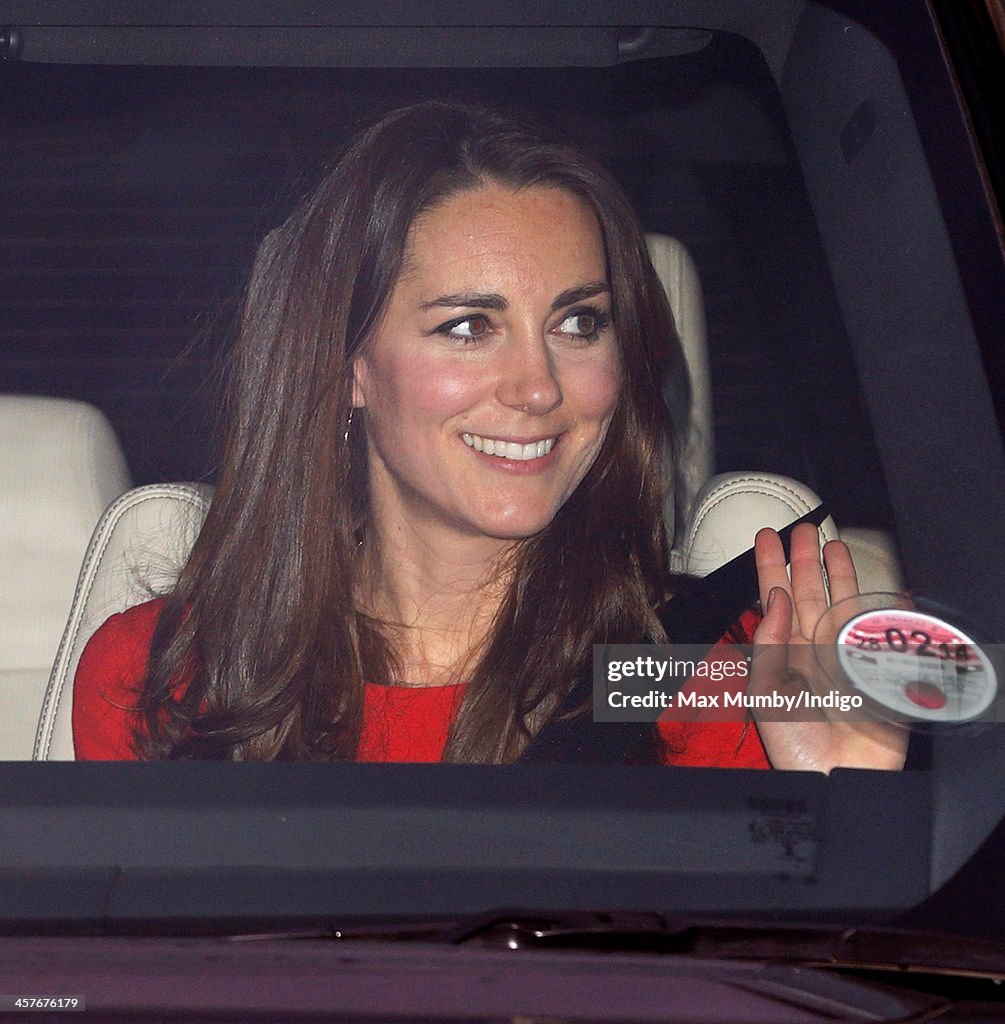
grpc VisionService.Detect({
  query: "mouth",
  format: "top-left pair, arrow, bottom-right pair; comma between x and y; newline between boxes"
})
461,432 -> 558,462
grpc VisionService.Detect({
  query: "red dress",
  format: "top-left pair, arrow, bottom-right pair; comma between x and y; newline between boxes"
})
72,599 -> 770,768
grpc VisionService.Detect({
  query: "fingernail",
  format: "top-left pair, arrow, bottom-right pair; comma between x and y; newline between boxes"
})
766,588 -> 778,611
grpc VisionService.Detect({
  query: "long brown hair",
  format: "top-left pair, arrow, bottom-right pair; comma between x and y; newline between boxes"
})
138,101 -> 686,761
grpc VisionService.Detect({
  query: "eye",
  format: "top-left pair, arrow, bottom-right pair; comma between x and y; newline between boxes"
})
435,314 -> 492,341
556,307 -> 610,341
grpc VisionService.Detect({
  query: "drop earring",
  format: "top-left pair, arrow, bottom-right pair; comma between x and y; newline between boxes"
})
344,406 -> 355,445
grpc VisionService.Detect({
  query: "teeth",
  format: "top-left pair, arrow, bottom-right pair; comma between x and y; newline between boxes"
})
462,432 -> 556,462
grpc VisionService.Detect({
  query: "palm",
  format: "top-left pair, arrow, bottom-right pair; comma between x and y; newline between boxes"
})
751,523 -> 907,772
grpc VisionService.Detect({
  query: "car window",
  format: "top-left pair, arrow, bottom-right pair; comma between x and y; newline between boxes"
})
1,0 -> 1004,934
1,40 -> 888,519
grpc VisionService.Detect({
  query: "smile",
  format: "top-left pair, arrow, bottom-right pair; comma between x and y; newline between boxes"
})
461,432 -> 557,461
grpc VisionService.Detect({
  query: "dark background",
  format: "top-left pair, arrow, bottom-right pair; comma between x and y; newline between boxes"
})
0,34 -> 890,526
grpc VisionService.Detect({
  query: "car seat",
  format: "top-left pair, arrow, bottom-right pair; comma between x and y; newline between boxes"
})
645,233 -> 714,527
0,395 -> 130,759
34,482 -> 210,760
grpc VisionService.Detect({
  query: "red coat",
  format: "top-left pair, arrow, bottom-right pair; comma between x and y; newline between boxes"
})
73,599 -> 770,768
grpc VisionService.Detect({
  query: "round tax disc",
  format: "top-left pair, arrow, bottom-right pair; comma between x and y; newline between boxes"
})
836,607 -> 996,723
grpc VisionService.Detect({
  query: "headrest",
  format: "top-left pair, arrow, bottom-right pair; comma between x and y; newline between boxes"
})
675,472 -> 840,577
645,233 -> 714,527
0,396 -> 130,671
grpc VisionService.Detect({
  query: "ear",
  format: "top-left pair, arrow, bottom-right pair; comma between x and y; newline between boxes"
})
351,355 -> 368,409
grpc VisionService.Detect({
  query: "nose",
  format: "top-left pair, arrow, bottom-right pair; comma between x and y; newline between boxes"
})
496,333 -> 563,415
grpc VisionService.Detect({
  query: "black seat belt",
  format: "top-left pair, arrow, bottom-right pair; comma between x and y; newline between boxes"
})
518,504 -> 831,763
658,501 -> 831,647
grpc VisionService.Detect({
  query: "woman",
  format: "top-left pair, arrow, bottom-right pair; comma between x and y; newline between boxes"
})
73,100 -> 906,770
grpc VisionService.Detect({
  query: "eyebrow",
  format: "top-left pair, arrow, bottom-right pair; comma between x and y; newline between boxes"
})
420,292 -> 508,312
419,281 -> 610,314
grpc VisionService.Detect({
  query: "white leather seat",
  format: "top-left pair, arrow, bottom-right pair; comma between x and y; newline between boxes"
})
643,236 -> 904,599
674,472 -> 841,577
674,471 -> 905,596
34,482 -> 211,761
645,234 -> 714,523
0,396 -> 130,759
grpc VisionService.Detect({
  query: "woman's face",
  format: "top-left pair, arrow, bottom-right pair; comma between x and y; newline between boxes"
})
353,182 -> 622,548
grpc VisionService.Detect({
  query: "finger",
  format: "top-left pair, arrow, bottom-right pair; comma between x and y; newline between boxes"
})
823,538 -> 859,604
754,586 -> 793,646
789,522 -> 829,639
748,587 -> 793,707
755,528 -> 790,611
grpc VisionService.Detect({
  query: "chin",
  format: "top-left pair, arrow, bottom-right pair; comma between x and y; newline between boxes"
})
473,506 -> 559,542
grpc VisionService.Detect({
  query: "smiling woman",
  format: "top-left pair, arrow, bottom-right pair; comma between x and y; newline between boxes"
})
70,100 -> 904,770
354,185 -> 621,547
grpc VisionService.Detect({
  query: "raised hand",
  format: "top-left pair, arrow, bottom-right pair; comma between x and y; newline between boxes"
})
750,522 -> 908,772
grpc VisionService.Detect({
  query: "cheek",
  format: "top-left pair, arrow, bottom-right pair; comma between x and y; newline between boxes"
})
364,350 -> 486,429
569,356 -> 623,426
412,367 -> 481,416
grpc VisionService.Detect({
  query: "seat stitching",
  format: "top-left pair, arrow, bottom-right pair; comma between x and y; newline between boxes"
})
686,477 -> 820,557
35,486 -> 209,759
